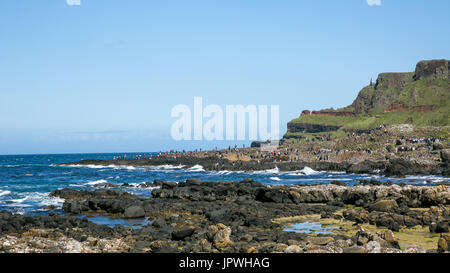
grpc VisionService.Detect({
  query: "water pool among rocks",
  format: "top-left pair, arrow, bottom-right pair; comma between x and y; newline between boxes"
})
283,221 -> 340,234
76,215 -> 150,229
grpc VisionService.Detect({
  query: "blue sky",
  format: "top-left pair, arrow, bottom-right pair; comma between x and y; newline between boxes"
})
1,0 -> 449,154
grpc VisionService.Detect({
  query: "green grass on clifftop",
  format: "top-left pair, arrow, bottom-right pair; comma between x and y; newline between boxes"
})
288,78 -> 450,135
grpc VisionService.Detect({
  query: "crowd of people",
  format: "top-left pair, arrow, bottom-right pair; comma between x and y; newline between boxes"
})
110,124 -> 447,164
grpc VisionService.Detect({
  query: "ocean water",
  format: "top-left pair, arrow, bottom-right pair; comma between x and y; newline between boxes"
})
0,153 -> 449,217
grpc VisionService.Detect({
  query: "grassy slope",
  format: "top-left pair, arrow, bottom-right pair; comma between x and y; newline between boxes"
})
287,78 -> 450,136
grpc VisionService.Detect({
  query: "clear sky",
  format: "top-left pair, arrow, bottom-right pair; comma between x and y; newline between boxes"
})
1,0 -> 449,154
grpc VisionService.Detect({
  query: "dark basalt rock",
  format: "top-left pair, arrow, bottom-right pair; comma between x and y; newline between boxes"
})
2,178 -> 450,253
172,225 -> 196,240
413,59 -> 449,81
383,158 -> 443,176
123,206 -> 145,219
430,221 -> 449,233
287,122 -> 341,134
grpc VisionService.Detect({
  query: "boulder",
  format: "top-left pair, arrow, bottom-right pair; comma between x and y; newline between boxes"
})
284,245 -> 303,253
437,237 -> 448,253
383,230 -> 397,243
123,206 -> 145,219
355,226 -> 372,246
435,221 -> 449,233
305,236 -> 334,246
366,241 -> 381,253
172,225 -> 196,240
441,149 -> 450,163
369,200 -> 399,212
343,246 -> 366,253
207,224 -> 233,250
437,233 -> 450,252
433,143 -> 444,150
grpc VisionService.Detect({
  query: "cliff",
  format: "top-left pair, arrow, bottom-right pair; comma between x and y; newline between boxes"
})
284,59 -> 450,139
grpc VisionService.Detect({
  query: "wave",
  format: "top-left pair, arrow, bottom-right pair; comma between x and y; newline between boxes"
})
152,164 -> 185,170
300,167 -> 320,175
85,179 -> 108,186
288,167 -> 320,176
404,175 -> 450,182
123,183 -> 161,190
40,195 -> 65,207
187,164 -> 205,172
58,164 -> 106,169
270,177 -> 282,181
57,164 -> 138,170
214,170 -> 239,175
252,166 -> 279,174
9,197 -> 29,203
0,190 -> 11,197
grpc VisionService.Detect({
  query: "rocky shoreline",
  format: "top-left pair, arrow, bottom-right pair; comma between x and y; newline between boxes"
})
1,179 -> 449,253
59,147 -> 450,177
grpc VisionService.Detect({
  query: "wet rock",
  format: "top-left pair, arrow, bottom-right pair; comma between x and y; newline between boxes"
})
123,206 -> 145,219
331,181 -> 346,186
172,225 -> 196,241
435,221 -> 449,233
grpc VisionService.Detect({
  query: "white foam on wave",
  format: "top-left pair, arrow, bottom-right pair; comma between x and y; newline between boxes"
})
125,183 -> 161,190
153,164 -> 185,170
40,195 -> 65,207
58,164 -> 139,170
187,164 -> 205,172
0,190 -> 11,197
270,177 -> 282,181
300,166 -> 320,175
214,170 -> 239,175
405,175 -> 450,182
10,196 -> 29,203
62,164 -> 106,169
297,178 -> 354,181
252,166 -> 279,174
86,179 -> 108,186
288,167 -> 320,176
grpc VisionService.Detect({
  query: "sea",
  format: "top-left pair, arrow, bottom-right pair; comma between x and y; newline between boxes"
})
0,153 -> 448,227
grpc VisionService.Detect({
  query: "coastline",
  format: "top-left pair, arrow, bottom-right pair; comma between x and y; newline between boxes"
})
58,148 -> 450,177
1,179 -> 449,253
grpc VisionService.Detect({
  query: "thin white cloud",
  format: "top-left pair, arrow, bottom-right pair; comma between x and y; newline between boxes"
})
67,0 -> 81,6
367,0 -> 381,6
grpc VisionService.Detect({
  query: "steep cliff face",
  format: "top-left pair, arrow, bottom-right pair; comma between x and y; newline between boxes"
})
375,72 -> 414,90
350,60 -> 448,115
287,122 -> 341,134
350,72 -> 414,114
284,59 -> 450,139
350,73 -> 414,115
414,59 -> 449,81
